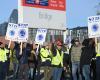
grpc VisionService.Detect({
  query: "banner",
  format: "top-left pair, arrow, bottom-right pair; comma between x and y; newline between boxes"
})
23,0 -> 66,11
88,16 -> 100,38
35,28 -> 47,44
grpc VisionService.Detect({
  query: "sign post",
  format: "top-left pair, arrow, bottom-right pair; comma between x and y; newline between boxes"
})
35,28 -> 47,56
17,23 -> 28,55
6,23 -> 29,54
8,40 -> 11,48
88,16 -> 100,54
20,42 -> 23,55
36,44 -> 40,58
6,23 -> 18,48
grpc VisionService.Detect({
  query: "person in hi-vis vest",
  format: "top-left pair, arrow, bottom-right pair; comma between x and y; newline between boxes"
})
40,42 -> 53,80
51,40 -> 64,80
0,42 -> 9,80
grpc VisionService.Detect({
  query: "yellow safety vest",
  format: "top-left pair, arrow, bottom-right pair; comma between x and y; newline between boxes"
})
10,49 -> 18,63
0,48 -> 6,62
51,49 -> 63,67
96,53 -> 100,57
40,48 -> 52,62
4,48 -> 9,61
96,43 -> 100,57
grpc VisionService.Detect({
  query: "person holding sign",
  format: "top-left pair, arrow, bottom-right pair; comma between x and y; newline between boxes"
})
80,38 -> 96,80
18,43 -> 30,80
0,42 -> 6,80
95,40 -> 100,80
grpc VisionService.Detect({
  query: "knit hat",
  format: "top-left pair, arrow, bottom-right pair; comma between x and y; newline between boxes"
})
56,40 -> 62,46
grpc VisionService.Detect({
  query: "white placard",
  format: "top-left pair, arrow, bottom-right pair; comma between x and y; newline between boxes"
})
6,23 -> 18,41
88,16 -> 100,38
35,29 -> 47,44
17,23 -> 28,42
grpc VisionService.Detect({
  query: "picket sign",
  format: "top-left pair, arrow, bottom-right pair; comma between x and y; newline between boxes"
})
88,16 -> 100,38
6,23 -> 28,54
88,16 -> 100,54
17,23 -> 28,42
35,28 -> 47,45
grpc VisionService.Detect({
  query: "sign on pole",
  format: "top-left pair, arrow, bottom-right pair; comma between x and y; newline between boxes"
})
88,16 -> 100,38
6,23 -> 18,41
17,23 -> 28,42
35,29 -> 47,44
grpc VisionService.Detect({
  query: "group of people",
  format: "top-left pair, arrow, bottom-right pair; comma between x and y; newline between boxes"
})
0,37 -> 99,80
70,38 -> 96,80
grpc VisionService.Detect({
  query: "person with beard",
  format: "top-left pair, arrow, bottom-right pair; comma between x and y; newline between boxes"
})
70,38 -> 82,80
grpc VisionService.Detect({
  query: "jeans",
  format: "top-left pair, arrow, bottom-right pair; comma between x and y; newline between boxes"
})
0,62 -> 6,80
52,67 -> 63,80
72,62 -> 81,80
82,65 -> 90,80
29,68 -> 34,79
6,59 -> 10,76
18,64 -> 29,80
96,57 -> 100,80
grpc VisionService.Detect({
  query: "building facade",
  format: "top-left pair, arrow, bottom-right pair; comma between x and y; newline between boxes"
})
8,9 -> 18,24
0,22 -> 8,36
18,0 -> 66,42
7,9 -> 65,42
0,9 -> 18,36
69,27 -> 88,42
29,28 -> 64,42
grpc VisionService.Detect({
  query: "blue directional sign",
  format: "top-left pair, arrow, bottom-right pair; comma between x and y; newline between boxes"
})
19,29 -> 26,38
